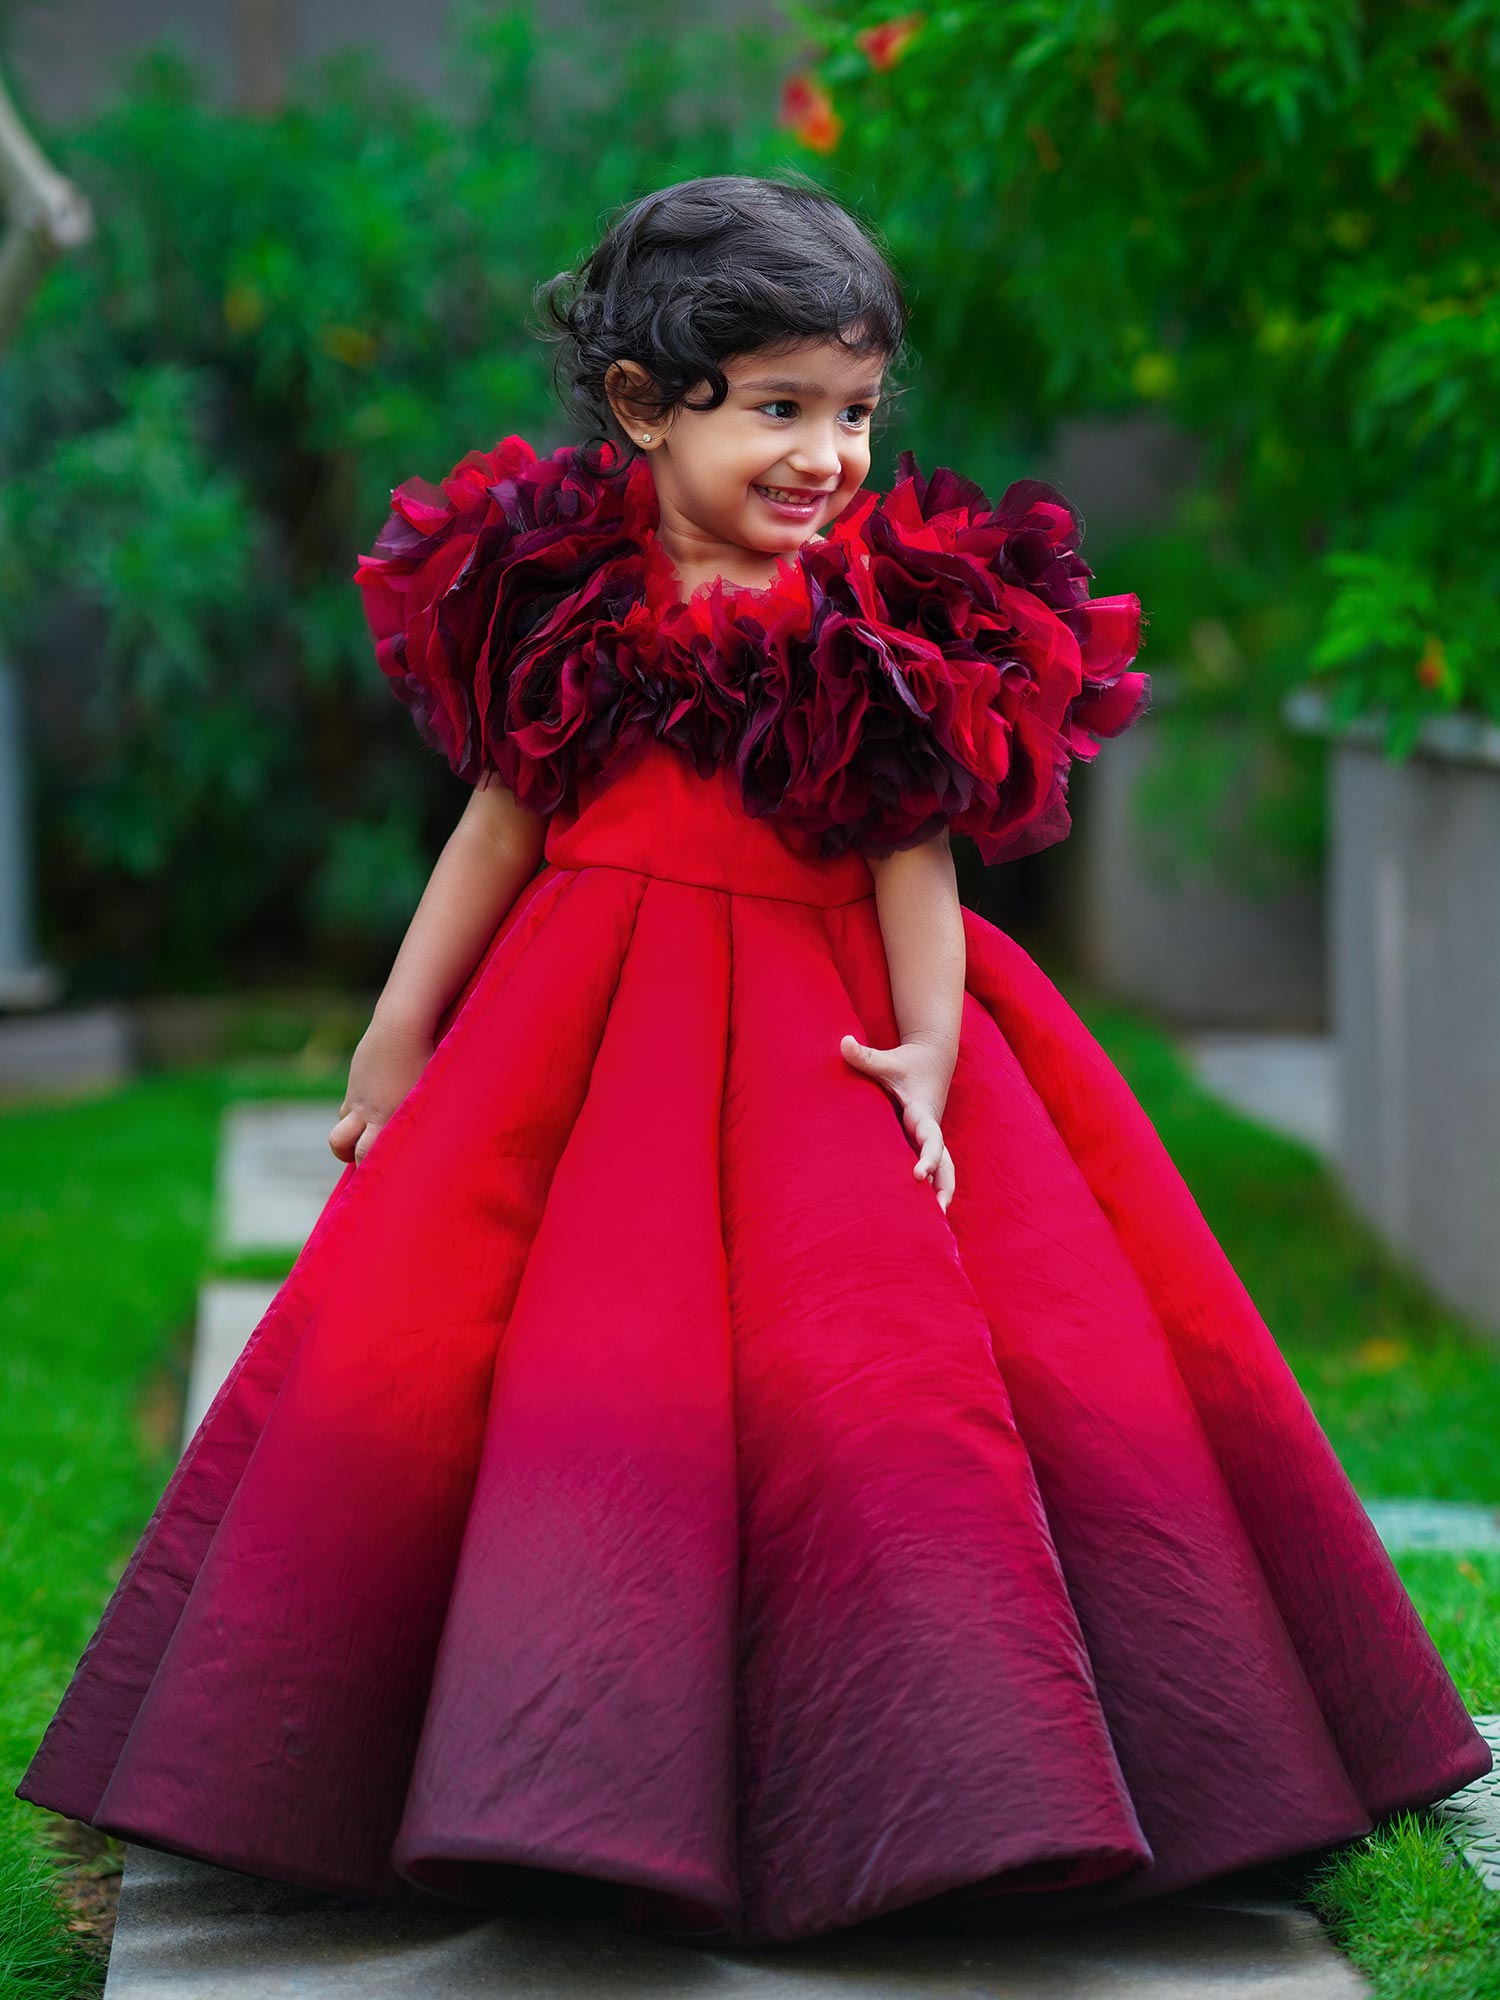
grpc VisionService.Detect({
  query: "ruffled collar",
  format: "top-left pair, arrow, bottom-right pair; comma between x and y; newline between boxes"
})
355,434 -> 1149,865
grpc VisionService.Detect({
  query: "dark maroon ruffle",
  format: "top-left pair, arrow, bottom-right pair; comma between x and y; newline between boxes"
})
353,436 -> 1150,864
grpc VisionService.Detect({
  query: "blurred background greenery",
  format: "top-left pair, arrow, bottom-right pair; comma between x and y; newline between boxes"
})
0,0 -> 1494,997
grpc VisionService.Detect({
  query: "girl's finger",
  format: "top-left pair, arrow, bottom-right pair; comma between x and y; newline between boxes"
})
353,1119 -> 383,1167
935,1146 -> 957,1212
329,1110 -> 365,1163
907,1110 -> 943,1178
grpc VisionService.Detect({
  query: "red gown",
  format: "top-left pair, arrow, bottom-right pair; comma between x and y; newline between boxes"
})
16,438 -> 1491,1948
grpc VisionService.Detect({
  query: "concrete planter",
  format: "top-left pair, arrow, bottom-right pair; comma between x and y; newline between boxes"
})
1057,677 -> 1326,1029
1285,686 -> 1500,1340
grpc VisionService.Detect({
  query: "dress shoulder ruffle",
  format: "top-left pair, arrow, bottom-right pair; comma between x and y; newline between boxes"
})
352,435 -> 1150,865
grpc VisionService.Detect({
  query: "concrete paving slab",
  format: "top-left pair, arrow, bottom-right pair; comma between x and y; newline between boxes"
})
218,1102 -> 342,1251
0,1003 -> 134,1099
1361,1499 -> 1500,1553
1181,1033 -> 1337,1161
1438,1715 -> 1500,1893
185,1282 -> 281,1436
102,1845 -> 1369,1998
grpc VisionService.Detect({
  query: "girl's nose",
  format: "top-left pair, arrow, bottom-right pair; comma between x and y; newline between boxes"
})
788,443 -> 844,481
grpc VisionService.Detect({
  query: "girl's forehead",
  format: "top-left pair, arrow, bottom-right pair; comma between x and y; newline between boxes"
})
726,342 -> 887,394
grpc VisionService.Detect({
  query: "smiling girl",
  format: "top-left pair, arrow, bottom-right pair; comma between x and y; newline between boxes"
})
18,172 -> 1490,1953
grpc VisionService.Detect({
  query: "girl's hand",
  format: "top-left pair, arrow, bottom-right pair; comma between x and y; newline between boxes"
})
329,1016 -> 436,1167
840,1033 -> 957,1213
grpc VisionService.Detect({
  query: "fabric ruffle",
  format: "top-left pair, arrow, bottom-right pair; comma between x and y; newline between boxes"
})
353,436 -> 1150,863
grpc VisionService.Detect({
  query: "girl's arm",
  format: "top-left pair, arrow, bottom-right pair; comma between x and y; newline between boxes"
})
329,776 -> 547,1166
840,827 -> 965,1211
365,774 -> 545,1037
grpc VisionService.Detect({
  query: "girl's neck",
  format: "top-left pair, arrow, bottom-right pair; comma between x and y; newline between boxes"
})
648,523 -> 828,611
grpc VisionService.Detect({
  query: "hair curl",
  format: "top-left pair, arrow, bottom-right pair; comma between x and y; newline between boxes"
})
531,172 -> 911,480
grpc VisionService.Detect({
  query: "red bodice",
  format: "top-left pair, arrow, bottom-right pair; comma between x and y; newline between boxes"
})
544,742 -> 875,907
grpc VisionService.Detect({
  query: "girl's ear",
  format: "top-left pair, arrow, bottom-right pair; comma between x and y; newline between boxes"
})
604,358 -> 662,442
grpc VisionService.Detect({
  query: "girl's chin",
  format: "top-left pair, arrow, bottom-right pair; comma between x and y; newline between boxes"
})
738,528 -> 820,563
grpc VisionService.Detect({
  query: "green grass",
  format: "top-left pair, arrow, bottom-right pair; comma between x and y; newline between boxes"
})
1,999 -> 1497,1998
1304,1813 -> 1500,2000
0,1060 -> 341,1999
1393,1552 -> 1500,1717
1302,1556 -> 1500,1999
1,1070 -> 224,1997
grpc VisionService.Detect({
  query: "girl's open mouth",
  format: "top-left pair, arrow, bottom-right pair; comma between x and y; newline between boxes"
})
753,484 -> 827,521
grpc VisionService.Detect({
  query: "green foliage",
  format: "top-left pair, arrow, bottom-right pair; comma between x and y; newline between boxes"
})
1091,499 -> 1329,890
796,0 -> 1500,754
0,2 -> 795,993
14,1 -> 1497,982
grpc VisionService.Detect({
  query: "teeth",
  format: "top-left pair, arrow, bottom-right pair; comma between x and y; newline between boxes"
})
759,486 -> 816,504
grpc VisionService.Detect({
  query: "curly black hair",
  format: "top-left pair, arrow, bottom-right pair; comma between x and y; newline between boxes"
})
531,172 -> 911,479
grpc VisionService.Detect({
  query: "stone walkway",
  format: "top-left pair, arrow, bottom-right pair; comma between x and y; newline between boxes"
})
103,1848 -> 1369,1998
1179,1032 -> 1338,1162
98,1083 -> 1493,1994
1440,1719 -> 1500,1894
1361,1499 -> 1500,1554
217,1102 -> 345,1253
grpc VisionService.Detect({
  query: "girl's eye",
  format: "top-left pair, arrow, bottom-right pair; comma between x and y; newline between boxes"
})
759,401 -> 877,426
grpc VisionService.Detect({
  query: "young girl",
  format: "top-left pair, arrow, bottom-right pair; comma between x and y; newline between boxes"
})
17,173 -> 1490,1952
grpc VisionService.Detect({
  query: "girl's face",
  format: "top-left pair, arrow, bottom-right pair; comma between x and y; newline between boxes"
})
606,336 -> 886,587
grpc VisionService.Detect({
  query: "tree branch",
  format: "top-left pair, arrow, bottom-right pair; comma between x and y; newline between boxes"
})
0,62 -> 93,345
